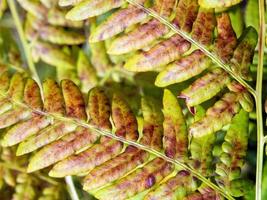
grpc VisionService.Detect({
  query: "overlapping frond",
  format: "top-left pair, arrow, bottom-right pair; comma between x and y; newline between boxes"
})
0,67 -> 255,199
60,0 -> 257,112
0,0 -> 260,199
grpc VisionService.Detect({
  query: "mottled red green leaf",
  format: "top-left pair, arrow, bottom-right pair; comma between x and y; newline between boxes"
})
0,71 -> 10,93
180,68 -> 231,107
199,0 -> 242,9
66,0 -> 125,21
61,79 -> 87,120
32,41 -> 75,69
77,51 -> 98,93
145,171 -> 197,200
88,87 -> 111,130
95,158 -> 174,200
27,127 -> 98,171
190,93 -> 240,137
83,146 -> 149,191
140,97 -> 163,151
2,116 -> 50,147
230,26 -> 258,81
112,94 -> 139,141
163,89 -> 188,159
190,133 -> 215,176
214,13 -> 237,62
43,79 -> 65,115
174,0 -> 199,32
17,121 -> 77,158
0,107 -> 31,129
153,0 -> 176,18
89,5 -> 147,42
23,79 -> 43,110
191,8 -> 216,46
49,137 -> 122,177
108,19 -> 169,55
38,25 -> 85,45
216,109 -> 249,184
155,50 -> 211,87
124,34 -> 190,72
90,35 -> 112,76
7,73 -> 25,101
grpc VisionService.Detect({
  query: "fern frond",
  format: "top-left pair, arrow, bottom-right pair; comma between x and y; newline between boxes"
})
215,109 -> 249,191
0,69 -> 256,199
63,0 -> 257,97
0,0 -> 260,199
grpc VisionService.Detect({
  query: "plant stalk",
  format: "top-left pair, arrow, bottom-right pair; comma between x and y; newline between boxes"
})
65,176 -> 80,200
255,0 -> 265,199
7,0 -> 42,97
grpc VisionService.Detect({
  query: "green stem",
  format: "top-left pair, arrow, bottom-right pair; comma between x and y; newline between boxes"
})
7,0 -> 42,95
255,0 -> 265,199
125,0 -> 256,97
65,176 -> 80,200
0,162 -> 26,172
35,172 -> 60,186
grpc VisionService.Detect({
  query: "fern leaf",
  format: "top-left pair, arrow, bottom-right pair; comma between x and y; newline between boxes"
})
58,0 -> 84,6
230,26 -> 258,81
112,93 -> 139,141
47,7 -> 84,28
190,92 -> 240,137
28,87 -> 110,173
17,0 -> 47,19
145,170 -> 197,200
47,88 -> 128,177
215,109 -> 249,188
227,81 -> 254,112
83,96 -> 162,191
140,96 -> 163,150
38,25 -> 85,45
163,89 -> 188,160
124,34 -> 191,72
87,87 -> 112,130
61,79 -> 87,120
27,127 -> 99,173
173,0 -> 199,33
214,13 -> 237,62
49,138 -> 122,177
185,184 -> 223,200
40,0 -> 56,8
199,0 -> 242,9
155,50 -> 211,87
0,0 -> 260,194
83,146 -> 149,191
77,51 -> 98,93
32,41 -> 75,69
66,0 -> 125,20
89,4 -> 147,43
180,68 -> 231,108
0,70 -> 254,199
107,19 -> 169,55
42,79 -> 65,114
191,8 -> 216,46
94,158 -> 174,200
